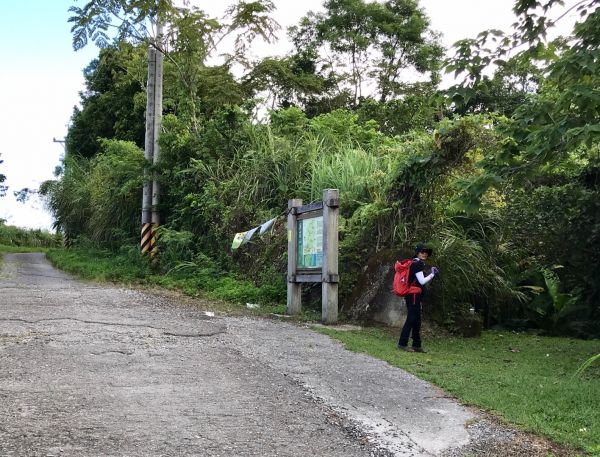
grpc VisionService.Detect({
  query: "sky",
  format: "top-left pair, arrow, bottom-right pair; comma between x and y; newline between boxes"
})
0,0 -> 576,230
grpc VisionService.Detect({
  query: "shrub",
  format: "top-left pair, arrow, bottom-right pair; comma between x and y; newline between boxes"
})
0,221 -> 61,248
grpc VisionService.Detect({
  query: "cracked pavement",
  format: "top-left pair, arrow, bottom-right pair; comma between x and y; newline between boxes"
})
0,253 -> 551,456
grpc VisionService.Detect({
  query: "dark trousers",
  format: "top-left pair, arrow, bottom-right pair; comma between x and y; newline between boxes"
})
398,293 -> 422,348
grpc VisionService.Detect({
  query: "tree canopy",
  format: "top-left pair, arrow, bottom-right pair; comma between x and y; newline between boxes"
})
288,0 -> 443,106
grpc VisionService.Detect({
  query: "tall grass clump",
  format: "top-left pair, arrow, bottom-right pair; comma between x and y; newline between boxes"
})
87,140 -> 144,245
40,156 -> 92,240
41,139 -> 144,248
427,218 -> 524,323
308,148 -> 393,206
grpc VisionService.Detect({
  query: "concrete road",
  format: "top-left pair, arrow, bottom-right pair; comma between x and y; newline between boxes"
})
0,253 -> 551,457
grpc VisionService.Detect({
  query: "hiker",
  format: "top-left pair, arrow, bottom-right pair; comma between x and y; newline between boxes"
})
397,244 -> 439,353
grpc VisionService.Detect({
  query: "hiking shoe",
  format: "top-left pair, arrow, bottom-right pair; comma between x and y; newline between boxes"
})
413,347 -> 427,353
398,345 -> 414,352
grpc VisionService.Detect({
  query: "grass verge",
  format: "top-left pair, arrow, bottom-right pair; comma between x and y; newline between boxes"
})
314,326 -> 600,454
45,247 -> 320,320
0,245 -> 49,254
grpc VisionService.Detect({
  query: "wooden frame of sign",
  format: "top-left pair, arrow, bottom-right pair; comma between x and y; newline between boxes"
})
287,189 -> 339,323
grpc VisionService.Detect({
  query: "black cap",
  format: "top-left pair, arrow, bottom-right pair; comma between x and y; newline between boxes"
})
415,244 -> 433,256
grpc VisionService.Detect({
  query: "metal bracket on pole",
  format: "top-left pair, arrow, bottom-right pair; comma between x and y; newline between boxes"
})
325,198 -> 340,208
322,274 -> 339,284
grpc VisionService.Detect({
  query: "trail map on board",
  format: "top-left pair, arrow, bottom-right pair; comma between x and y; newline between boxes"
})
297,216 -> 323,269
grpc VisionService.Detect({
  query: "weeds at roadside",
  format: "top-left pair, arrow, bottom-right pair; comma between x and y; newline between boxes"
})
45,246 -> 321,322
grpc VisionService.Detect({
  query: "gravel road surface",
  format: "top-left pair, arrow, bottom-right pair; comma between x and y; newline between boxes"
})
0,253 -> 571,456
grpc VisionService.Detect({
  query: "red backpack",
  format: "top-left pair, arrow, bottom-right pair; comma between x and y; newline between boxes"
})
391,259 -> 422,296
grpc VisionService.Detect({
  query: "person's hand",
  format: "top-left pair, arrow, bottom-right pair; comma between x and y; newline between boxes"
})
431,266 -> 439,276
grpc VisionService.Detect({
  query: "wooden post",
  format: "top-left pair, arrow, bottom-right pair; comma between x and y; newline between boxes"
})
322,189 -> 339,324
287,198 -> 302,315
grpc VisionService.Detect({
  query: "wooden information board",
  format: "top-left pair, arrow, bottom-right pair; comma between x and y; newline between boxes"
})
287,190 -> 339,323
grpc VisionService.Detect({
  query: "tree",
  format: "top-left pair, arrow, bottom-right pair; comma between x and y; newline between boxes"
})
441,0 -> 600,334
447,52 -> 546,117
66,43 -> 146,158
444,0 -> 600,210
68,0 -> 280,129
242,53 -> 327,110
69,0 -> 279,52
289,0 -> 443,107
356,84 -> 442,135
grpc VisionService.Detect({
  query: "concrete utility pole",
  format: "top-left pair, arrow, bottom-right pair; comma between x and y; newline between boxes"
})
141,21 -> 164,258
141,46 -> 156,256
151,22 -> 164,230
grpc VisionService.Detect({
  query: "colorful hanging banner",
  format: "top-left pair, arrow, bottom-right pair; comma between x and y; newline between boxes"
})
242,226 -> 259,244
231,231 -> 247,250
231,216 -> 280,250
259,217 -> 277,236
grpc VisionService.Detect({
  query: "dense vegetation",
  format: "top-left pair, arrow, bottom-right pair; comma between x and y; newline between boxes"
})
0,220 -> 61,251
40,0 -> 600,338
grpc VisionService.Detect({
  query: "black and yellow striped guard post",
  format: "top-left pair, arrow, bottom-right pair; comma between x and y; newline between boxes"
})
149,224 -> 159,258
141,223 -> 153,255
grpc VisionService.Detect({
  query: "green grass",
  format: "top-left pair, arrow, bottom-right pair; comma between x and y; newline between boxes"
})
315,326 -> 600,454
0,245 -> 49,253
46,247 -> 151,282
